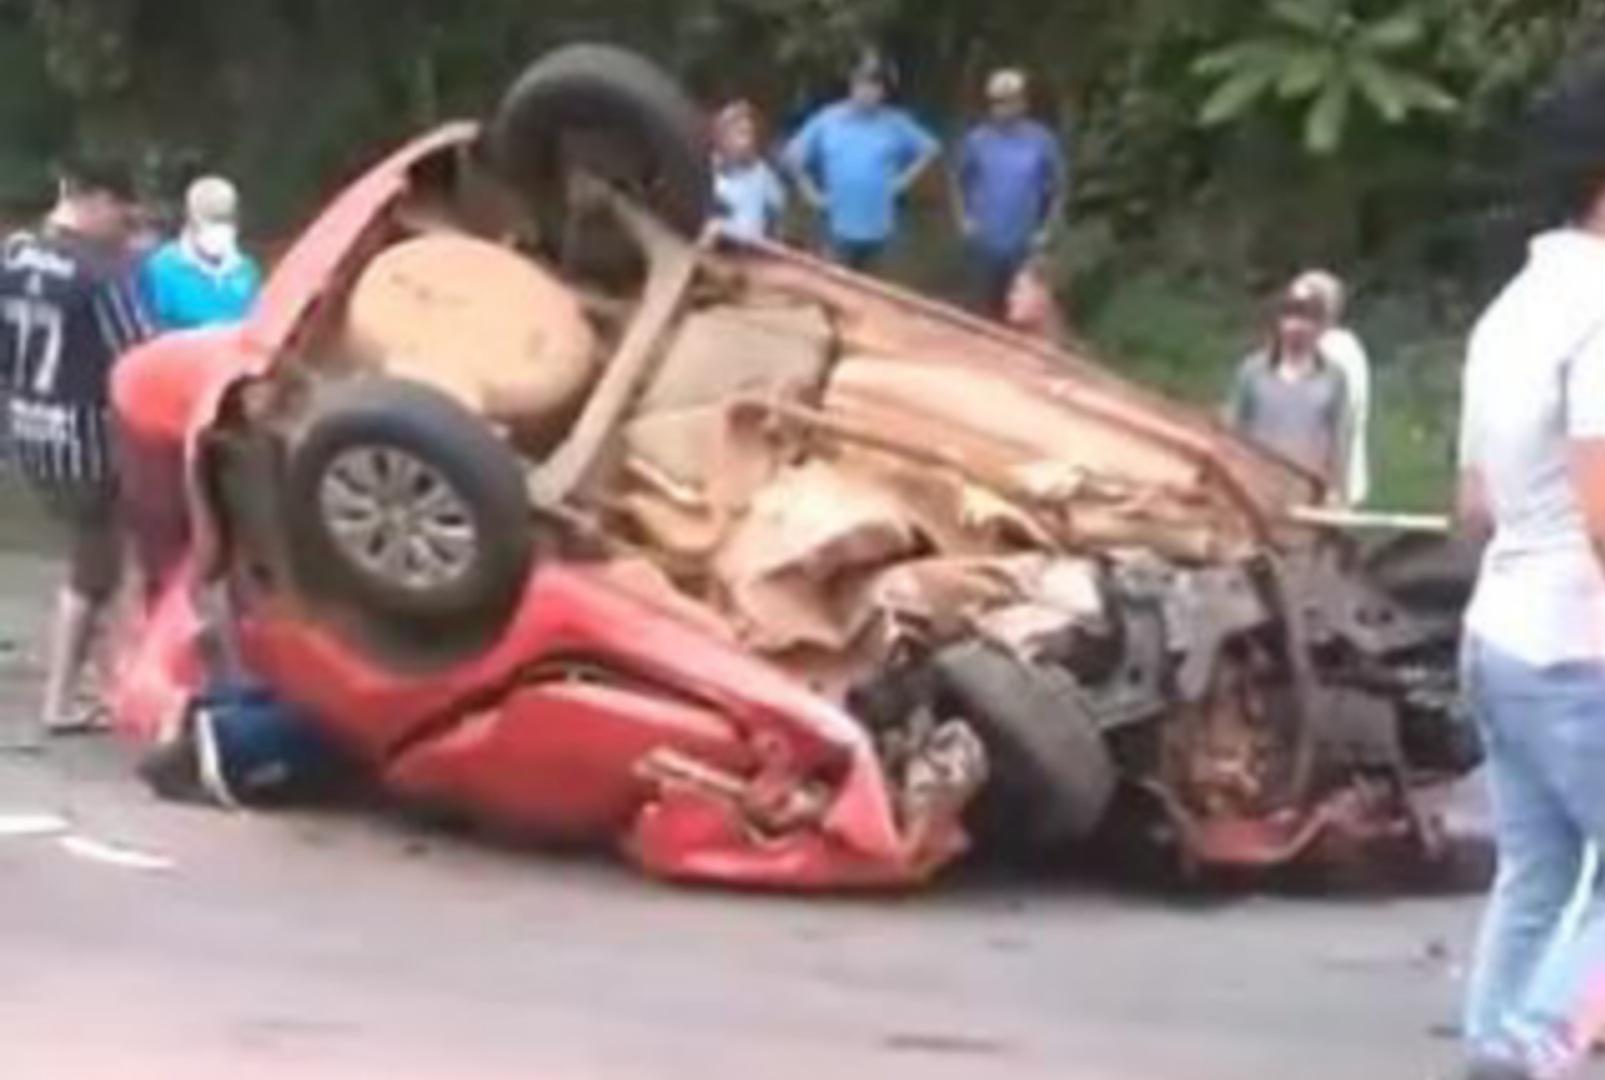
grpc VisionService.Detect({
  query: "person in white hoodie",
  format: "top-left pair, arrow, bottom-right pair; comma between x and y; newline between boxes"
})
1456,58 -> 1605,1080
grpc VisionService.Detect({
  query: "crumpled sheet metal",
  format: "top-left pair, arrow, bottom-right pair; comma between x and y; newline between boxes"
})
616,395 -> 789,561
822,356 -> 1257,562
595,557 -> 741,645
110,558 -> 980,892
826,355 -> 1203,491
710,461 -> 1109,673
712,461 -> 922,653
860,554 -> 1104,644
636,302 -> 834,416
617,299 -> 835,542
628,718 -> 985,890
733,245 -> 1321,518
616,402 -> 1123,663
599,338 -> 1242,686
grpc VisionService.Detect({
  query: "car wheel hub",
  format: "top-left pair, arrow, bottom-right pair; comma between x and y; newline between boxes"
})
319,446 -> 477,591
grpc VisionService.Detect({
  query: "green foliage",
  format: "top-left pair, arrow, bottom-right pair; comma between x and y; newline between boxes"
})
27,0 -> 134,98
0,0 -> 1593,512
5,0 -> 1589,254
1369,343 -> 1459,511
1079,269 -> 1253,403
1193,0 -> 1456,154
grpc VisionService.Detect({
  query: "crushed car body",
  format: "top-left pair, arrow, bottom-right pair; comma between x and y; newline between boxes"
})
106,46 -> 1480,891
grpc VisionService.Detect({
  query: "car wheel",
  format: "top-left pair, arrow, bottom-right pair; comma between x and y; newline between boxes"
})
285,377 -> 535,642
932,643 -> 1118,858
1362,532 -> 1478,616
488,44 -> 711,266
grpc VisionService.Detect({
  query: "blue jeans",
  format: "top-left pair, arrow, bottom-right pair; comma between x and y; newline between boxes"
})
1464,635 -> 1605,1077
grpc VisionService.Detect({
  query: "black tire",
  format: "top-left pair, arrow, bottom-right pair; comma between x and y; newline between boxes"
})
1362,532 -> 1479,616
285,377 -> 535,642
932,643 -> 1118,857
488,44 -> 711,247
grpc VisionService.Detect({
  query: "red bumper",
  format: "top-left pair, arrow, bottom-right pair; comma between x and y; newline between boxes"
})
111,563 -> 975,892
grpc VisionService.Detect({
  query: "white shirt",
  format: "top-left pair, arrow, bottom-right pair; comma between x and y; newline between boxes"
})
1461,229 -> 1605,665
1321,327 -> 1371,505
713,159 -> 787,242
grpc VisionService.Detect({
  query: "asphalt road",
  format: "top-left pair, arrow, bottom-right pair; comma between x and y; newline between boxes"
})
0,547 -> 1582,1080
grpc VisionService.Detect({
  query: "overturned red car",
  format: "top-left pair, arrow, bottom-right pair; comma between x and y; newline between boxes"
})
108,46 -> 1480,890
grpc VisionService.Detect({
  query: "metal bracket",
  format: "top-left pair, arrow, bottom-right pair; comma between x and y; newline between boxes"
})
530,182 -> 704,505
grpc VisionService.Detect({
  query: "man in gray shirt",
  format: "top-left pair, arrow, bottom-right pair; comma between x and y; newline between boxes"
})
1225,288 -> 1351,496
1455,59 -> 1605,1080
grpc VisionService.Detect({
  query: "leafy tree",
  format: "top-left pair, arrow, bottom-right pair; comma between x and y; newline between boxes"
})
1192,0 -> 1457,154
0,0 -> 1598,311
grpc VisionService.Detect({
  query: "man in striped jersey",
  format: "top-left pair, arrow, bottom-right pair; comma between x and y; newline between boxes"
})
0,156 -> 150,743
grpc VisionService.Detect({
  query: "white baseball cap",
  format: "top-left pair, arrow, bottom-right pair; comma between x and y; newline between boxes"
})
186,176 -> 239,227
987,68 -> 1029,101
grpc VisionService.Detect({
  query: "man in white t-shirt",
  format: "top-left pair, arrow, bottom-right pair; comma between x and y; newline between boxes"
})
1455,61 -> 1605,1080
1295,270 -> 1371,505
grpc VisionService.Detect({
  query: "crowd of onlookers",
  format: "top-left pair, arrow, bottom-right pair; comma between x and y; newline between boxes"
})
710,54 -> 1067,337
712,53 -> 1373,504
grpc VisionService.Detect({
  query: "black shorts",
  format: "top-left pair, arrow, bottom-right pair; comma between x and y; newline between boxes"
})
29,476 -> 124,600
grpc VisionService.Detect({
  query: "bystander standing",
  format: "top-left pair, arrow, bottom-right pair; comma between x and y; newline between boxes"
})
1454,57 -> 1605,1080
783,54 -> 940,272
141,175 -> 261,332
1295,269 -> 1372,506
0,156 -> 151,746
1224,284 -> 1351,496
953,68 -> 1067,318
711,101 -> 787,243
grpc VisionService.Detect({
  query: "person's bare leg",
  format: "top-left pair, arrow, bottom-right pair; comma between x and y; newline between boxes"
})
39,585 -> 101,738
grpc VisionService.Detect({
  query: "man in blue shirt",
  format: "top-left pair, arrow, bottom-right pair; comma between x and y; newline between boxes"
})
953,69 -> 1067,317
141,176 -> 262,332
784,56 -> 940,272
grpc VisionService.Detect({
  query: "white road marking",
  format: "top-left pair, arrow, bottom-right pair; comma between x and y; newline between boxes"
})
58,834 -> 175,872
0,811 -> 69,838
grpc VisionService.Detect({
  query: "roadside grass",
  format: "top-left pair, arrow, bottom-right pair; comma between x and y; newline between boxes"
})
1369,338 -> 1461,513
